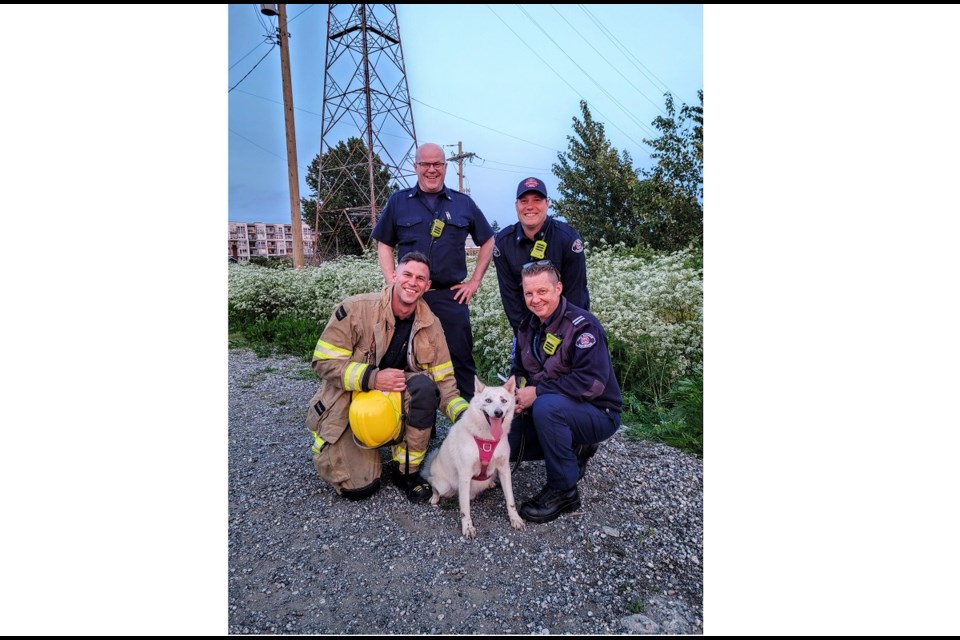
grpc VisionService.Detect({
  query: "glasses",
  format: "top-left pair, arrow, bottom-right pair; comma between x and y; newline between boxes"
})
520,260 -> 557,271
415,161 -> 446,170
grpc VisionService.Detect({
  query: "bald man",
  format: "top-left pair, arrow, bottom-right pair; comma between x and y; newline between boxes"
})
372,142 -> 495,400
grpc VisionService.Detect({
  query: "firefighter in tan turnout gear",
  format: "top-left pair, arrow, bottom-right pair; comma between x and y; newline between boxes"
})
306,251 -> 469,502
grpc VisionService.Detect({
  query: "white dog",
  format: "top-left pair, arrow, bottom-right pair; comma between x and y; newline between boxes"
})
422,376 -> 526,538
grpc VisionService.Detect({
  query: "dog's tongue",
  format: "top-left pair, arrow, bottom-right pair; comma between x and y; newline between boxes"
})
489,415 -> 503,440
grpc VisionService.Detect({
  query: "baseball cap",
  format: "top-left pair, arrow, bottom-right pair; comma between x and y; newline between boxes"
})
516,177 -> 548,199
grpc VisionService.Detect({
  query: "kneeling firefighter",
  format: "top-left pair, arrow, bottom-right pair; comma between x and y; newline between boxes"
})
305,252 -> 468,502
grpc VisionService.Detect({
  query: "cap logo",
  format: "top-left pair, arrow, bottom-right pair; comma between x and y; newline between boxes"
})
523,178 -> 541,188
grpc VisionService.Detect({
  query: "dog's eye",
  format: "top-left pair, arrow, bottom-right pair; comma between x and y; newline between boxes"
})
484,398 -> 491,403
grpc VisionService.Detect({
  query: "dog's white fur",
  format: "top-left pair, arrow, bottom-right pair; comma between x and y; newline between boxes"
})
422,376 -> 526,538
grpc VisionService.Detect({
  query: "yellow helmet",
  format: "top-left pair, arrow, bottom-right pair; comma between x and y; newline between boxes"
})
349,390 -> 403,448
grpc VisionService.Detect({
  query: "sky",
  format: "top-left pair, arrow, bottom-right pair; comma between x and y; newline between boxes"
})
5,5 -> 960,637
228,4 -> 703,230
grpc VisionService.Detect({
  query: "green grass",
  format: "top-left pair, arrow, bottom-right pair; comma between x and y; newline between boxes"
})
623,370 -> 702,456
627,600 -> 645,614
229,314 -> 318,361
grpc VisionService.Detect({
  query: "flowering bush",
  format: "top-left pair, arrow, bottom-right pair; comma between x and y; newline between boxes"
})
228,244 -> 702,405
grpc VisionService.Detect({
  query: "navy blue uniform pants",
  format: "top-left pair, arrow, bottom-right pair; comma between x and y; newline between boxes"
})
509,393 -> 620,490
423,288 -> 475,400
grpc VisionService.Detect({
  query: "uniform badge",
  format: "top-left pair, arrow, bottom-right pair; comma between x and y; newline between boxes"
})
576,333 -> 596,349
335,305 -> 348,321
543,332 -> 562,355
572,239 -> 584,253
530,240 -> 547,260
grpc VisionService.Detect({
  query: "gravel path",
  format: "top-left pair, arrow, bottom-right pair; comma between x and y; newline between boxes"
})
228,348 -> 703,634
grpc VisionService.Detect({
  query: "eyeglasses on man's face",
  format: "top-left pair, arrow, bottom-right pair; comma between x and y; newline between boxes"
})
415,161 -> 446,170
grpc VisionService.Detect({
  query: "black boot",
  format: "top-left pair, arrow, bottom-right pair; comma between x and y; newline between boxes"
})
519,484 -> 581,524
575,443 -> 599,481
390,462 -> 432,504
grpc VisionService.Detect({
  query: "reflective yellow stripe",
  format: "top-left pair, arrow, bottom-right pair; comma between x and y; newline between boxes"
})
391,445 -> 426,465
342,362 -> 368,390
428,360 -> 454,381
314,339 -> 351,360
446,397 -> 469,422
310,430 -> 326,454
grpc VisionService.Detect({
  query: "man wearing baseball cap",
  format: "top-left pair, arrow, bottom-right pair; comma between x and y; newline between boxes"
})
492,176 -> 590,332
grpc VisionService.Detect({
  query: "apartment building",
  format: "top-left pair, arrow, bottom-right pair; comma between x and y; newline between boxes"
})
228,221 -> 316,263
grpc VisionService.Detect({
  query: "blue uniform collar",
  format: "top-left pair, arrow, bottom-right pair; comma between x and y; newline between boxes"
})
513,215 -> 554,243
408,185 -> 454,200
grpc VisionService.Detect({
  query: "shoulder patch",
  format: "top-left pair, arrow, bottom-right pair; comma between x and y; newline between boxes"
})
572,238 -> 584,253
576,332 -> 596,349
335,305 -> 348,321
492,244 -> 501,258
571,315 -> 585,326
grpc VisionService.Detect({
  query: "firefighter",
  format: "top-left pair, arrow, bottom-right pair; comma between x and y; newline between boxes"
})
306,252 -> 469,502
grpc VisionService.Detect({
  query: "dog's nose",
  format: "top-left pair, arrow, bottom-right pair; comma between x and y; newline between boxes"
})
494,409 -> 503,418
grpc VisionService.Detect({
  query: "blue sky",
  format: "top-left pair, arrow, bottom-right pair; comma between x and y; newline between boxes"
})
228,4 -> 703,229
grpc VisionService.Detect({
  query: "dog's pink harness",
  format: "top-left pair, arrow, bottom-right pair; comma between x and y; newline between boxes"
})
472,435 -> 500,481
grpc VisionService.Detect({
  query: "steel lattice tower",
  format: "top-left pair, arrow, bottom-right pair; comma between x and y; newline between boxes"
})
314,4 -> 418,258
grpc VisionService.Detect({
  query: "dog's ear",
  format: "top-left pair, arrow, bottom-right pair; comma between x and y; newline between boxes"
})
474,375 -> 485,393
503,375 -> 516,393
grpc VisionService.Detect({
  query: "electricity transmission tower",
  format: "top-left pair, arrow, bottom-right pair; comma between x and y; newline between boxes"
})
313,4 -> 418,259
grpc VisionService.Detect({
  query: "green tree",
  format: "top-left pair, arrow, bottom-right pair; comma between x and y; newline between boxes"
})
635,91 -> 703,250
552,100 -> 640,248
301,137 -> 396,258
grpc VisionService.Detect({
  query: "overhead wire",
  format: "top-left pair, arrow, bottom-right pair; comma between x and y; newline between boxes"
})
514,4 -> 656,140
485,4 -> 651,151
229,128 -> 311,174
413,98 -> 561,153
548,4 -> 666,116
579,4 -> 691,105
228,44 -> 277,93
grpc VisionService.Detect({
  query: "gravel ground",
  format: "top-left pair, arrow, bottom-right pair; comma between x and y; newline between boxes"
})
228,348 -> 703,634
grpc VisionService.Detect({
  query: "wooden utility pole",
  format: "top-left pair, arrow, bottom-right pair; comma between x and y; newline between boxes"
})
277,4 -> 305,268
446,141 -> 476,194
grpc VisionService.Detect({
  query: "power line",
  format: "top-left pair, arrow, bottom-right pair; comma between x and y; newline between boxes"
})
548,4 -> 666,116
485,4 -> 651,151
413,98 -> 561,152
472,162 -> 552,176
288,4 -> 316,23
229,128 -> 310,174
228,43 -> 276,93
515,4 -> 656,140
477,157 -> 553,172
232,88 -> 413,143
229,40 -> 268,71
579,4 -> 690,105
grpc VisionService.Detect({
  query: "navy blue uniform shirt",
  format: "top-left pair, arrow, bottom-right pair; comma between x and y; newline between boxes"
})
512,298 -> 621,414
372,185 -> 494,288
493,216 -> 589,332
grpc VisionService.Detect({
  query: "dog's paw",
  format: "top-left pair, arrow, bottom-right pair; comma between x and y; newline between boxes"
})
461,521 -> 477,539
510,514 -> 526,531
429,490 -> 440,506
